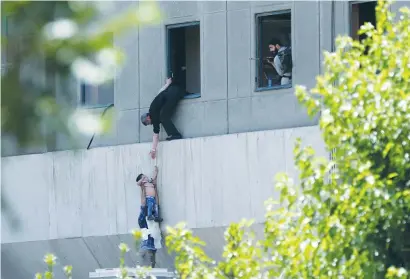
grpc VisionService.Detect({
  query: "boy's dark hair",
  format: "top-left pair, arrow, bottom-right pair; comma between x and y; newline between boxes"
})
136,173 -> 144,183
269,37 -> 282,46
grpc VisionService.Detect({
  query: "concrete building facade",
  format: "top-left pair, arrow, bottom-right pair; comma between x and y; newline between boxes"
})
2,1 -> 409,278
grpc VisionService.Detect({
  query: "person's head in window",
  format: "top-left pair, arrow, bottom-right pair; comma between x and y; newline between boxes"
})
268,37 -> 282,54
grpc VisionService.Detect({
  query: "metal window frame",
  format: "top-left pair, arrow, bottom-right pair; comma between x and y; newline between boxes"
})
78,32 -> 115,109
165,21 -> 201,98
348,0 -> 377,37
79,81 -> 115,109
254,9 -> 292,92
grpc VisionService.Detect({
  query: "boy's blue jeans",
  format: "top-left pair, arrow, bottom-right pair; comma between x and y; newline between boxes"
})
146,196 -> 158,219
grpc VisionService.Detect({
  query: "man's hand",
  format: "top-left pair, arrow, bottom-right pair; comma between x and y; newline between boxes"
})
150,149 -> 156,159
166,77 -> 172,85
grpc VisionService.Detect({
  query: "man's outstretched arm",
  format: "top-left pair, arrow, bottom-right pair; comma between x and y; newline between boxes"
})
150,78 -> 172,159
150,134 -> 159,159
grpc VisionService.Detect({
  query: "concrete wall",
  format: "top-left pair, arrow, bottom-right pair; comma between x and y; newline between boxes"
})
2,0 -> 339,157
1,126 -> 327,278
1,126 -> 327,244
4,0 -> 407,155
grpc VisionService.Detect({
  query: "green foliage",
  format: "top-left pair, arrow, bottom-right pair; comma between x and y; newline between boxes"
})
1,1 -> 161,149
165,0 -> 410,278
32,1 -> 409,278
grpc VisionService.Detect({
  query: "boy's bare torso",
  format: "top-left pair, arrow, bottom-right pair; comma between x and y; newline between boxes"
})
142,181 -> 156,197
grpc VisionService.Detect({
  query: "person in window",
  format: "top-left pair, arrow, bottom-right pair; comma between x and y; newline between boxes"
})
267,38 -> 292,85
140,77 -> 185,159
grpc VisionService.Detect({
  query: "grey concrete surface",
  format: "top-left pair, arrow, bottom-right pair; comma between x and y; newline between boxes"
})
1,225 -> 265,279
1,0 -> 359,157
2,126 -> 327,244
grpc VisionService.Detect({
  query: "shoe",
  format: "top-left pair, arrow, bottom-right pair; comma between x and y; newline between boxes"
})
154,217 -> 163,223
166,134 -> 182,141
147,215 -> 154,221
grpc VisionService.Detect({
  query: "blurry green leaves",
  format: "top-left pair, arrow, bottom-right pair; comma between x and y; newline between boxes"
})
1,1 -> 162,151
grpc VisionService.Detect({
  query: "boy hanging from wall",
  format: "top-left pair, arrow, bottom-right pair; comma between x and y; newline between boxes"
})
136,166 -> 163,222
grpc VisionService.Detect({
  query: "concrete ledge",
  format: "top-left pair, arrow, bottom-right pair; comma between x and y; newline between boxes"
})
2,126 -> 327,244
1,225 -> 265,279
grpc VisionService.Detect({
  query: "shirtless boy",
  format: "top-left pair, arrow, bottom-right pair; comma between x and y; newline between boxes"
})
136,166 -> 163,222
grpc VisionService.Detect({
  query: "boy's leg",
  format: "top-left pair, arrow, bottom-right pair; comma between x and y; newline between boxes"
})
146,197 -> 154,220
152,198 -> 163,222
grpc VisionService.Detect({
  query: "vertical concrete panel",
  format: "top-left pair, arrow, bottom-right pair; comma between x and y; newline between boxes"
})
319,1 -> 334,73
247,130 -> 285,220
195,136 -> 223,228
159,1 -> 199,18
227,1 -> 251,11
114,30 -> 139,110
293,1 -> 320,89
139,26 -> 164,108
181,138 -> 204,228
221,133 -> 253,223
334,1 -> 349,36
112,146 -> 134,234
201,0 -> 226,13
116,109 -> 140,145
251,93 -> 317,131
48,238 -> 100,279
203,12 -> 227,101
82,235 -> 121,268
172,100 -> 227,139
227,9 -> 251,99
160,139 -> 189,227
202,100 -> 228,136
228,98 -> 252,133
81,148 -> 116,237
51,151 -> 83,239
1,154 -> 53,243
283,126 -> 327,187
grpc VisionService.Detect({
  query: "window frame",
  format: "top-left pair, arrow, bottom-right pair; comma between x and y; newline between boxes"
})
77,31 -> 115,109
78,79 -> 115,109
254,9 -> 293,93
349,0 -> 377,38
165,21 -> 201,99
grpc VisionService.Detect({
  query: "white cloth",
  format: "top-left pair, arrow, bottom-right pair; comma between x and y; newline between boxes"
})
141,217 -> 163,249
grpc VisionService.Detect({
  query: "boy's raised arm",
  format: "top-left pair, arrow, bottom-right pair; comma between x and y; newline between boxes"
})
152,166 -> 158,185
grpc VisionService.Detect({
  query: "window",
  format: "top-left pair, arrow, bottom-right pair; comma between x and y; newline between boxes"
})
166,22 -> 201,99
255,10 -> 292,91
80,32 -> 115,108
350,1 -> 377,41
80,81 -> 114,107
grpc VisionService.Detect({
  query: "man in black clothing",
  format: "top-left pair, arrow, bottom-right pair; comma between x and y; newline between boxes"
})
141,78 -> 185,159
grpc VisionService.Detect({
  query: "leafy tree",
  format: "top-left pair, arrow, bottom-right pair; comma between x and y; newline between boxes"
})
165,0 -> 410,278
1,1 -> 160,149
29,0 -> 410,278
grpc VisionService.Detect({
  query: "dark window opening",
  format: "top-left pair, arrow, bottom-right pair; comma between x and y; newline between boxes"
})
166,22 -> 201,99
256,11 -> 292,91
350,1 -> 377,41
80,81 -> 114,108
